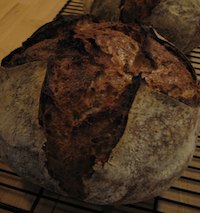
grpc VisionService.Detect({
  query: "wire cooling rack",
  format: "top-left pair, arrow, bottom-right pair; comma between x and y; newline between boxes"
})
0,0 -> 200,212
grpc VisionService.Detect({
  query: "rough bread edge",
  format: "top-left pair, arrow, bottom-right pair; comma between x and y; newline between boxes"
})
0,62 -> 66,195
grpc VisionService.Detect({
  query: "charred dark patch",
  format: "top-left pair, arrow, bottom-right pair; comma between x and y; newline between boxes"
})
88,38 -> 101,52
1,47 -> 24,67
72,56 -> 84,66
10,56 -> 29,67
121,75 -> 141,109
1,15 -> 84,67
58,36 -> 86,53
38,94 -> 54,127
23,15 -> 81,47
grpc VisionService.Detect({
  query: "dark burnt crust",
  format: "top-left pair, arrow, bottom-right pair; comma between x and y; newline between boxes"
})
22,16 -> 83,47
1,15 -> 85,67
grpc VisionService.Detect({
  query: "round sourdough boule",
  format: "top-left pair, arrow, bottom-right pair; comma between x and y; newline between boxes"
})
0,16 -> 200,204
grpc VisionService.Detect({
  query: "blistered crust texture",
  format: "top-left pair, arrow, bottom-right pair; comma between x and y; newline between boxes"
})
84,83 -> 199,204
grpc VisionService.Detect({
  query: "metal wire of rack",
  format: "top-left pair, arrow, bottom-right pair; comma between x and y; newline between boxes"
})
0,0 -> 199,212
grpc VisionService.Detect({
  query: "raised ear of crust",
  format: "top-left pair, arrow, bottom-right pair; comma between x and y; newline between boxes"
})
142,36 -> 200,106
84,82 -> 199,204
0,62 -> 65,194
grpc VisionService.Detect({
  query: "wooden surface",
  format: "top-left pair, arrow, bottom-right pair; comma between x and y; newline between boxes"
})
0,0 -> 199,213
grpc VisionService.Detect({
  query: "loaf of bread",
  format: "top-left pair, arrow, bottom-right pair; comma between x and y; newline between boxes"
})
86,0 -> 200,53
145,0 -> 200,53
0,16 -> 199,204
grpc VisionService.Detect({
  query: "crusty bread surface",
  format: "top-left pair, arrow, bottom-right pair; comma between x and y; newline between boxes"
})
0,15 -> 199,204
